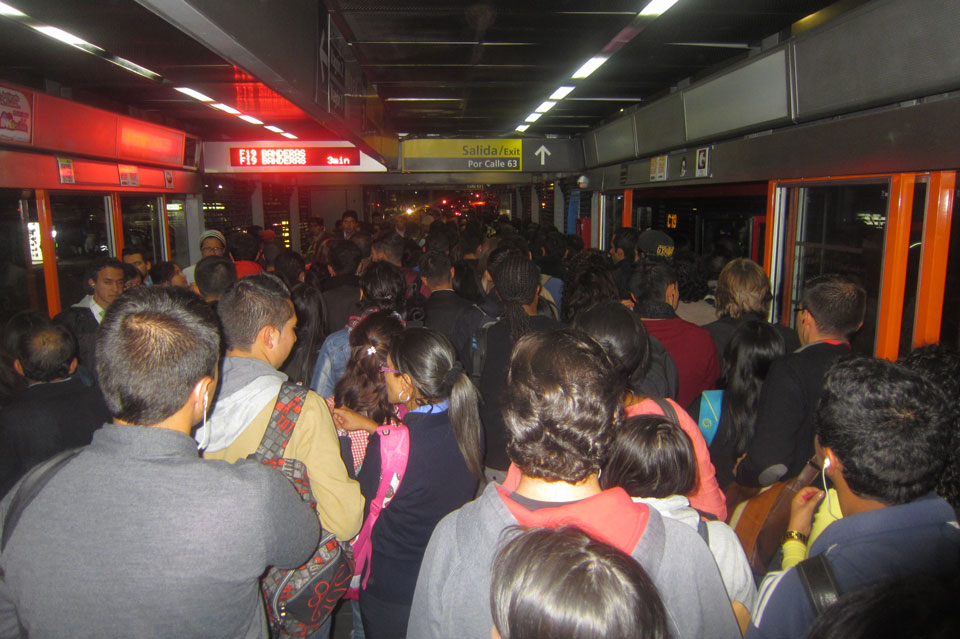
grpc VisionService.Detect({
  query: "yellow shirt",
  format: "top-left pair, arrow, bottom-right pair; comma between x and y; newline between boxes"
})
204,390 -> 364,541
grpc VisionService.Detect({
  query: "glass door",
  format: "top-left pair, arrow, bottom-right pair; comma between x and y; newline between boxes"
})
49,194 -> 111,311
0,189 -> 47,323
119,195 -> 165,265
766,172 -> 956,359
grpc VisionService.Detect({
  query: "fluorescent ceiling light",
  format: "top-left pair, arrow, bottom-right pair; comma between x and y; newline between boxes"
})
211,103 -> 241,114
535,100 -> 557,113
238,115 -> 264,125
385,97 -> 461,102
111,57 -> 161,81
281,132 -> 298,139
571,56 -> 608,79
639,0 -> 680,17
175,87 -> 214,102
33,25 -> 99,49
264,125 -> 284,133
524,112 -> 543,123
0,2 -> 26,17
515,124 -> 530,132
549,86 -> 575,100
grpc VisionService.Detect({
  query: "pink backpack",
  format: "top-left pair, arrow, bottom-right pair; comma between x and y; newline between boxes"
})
345,423 -> 410,599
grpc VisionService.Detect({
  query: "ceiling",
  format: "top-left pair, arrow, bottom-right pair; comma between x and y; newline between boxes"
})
0,0 -> 852,149
331,0 -> 844,136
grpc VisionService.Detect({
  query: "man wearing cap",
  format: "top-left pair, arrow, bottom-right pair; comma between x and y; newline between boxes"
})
183,230 -> 227,286
636,228 -> 675,262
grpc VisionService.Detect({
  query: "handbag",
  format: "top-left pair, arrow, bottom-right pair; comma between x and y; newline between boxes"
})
250,382 -> 354,637
728,458 -> 820,577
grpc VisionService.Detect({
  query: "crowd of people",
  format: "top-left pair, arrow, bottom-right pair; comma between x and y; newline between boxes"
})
0,209 -> 958,639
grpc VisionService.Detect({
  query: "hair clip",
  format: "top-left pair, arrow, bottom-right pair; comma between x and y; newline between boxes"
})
366,346 -> 376,356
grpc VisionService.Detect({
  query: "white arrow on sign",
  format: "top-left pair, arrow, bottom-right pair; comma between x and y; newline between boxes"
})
534,145 -> 552,166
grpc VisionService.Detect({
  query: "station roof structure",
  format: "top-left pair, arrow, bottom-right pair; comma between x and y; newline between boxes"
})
0,0 -> 851,155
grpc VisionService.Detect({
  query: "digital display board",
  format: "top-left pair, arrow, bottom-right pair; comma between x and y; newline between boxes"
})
229,147 -> 360,167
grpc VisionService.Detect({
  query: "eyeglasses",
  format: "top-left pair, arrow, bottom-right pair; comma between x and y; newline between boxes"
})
380,365 -> 400,375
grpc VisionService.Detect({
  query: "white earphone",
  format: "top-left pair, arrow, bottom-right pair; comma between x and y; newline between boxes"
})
197,393 -> 210,451
822,456 -> 832,513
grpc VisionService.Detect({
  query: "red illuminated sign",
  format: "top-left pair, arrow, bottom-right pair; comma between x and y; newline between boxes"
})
229,147 -> 360,167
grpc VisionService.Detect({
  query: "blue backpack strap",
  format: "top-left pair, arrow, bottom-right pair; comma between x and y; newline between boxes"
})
697,390 -> 723,447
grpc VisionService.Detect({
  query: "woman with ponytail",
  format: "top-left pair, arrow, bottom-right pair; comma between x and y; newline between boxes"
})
333,327 -> 482,638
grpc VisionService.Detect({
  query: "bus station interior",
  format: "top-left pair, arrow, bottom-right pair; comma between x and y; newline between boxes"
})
2,0 -> 960,359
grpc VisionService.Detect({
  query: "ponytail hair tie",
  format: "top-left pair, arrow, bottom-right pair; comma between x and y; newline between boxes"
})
443,361 -> 464,388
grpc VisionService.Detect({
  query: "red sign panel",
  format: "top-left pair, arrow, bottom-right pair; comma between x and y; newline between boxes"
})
229,147 -> 360,167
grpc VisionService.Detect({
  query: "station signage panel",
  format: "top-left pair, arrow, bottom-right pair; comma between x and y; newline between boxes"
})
401,138 -> 583,173
203,141 -> 386,173
402,139 -> 522,172
229,147 -> 360,167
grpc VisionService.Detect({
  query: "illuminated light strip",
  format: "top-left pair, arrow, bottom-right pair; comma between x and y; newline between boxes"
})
549,86 -> 575,100
515,124 -> 529,132
238,114 -> 263,125
639,0 -> 680,17
0,2 -> 26,16
211,103 -> 241,114
524,112 -> 542,123
535,100 -> 557,113
175,87 -> 214,102
32,25 -> 99,49
264,125 -> 284,133
281,132 -> 298,139
571,56 -> 608,79
2,7 -> 163,82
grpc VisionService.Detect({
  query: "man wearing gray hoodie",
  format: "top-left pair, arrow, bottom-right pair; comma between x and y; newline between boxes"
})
196,273 -> 363,542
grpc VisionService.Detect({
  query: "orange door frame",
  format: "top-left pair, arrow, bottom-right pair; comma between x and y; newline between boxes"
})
764,172 -> 954,359
913,171 -> 956,347
35,189 -> 61,317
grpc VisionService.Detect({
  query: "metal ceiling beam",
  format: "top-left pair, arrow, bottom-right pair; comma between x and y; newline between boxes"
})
134,0 -> 386,165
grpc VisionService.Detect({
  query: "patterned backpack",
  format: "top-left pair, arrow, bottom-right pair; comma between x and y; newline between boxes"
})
249,382 -> 354,637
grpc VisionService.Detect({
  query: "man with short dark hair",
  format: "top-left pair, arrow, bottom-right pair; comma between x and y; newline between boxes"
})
634,262 -> 720,409
420,251 -> 472,343
0,286 -> 319,638
273,250 -> 306,290
121,246 -> 152,285
53,257 -> 125,371
748,357 -> 960,639
201,274 -> 363,542
340,210 -> 358,240
0,323 -> 109,498
228,231 -> 264,279
737,274 -> 866,486
191,255 -> 237,306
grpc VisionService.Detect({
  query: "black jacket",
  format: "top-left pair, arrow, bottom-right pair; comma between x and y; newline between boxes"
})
53,306 -> 99,371
423,289 -> 474,346
320,274 -> 362,333
0,375 -> 110,498
705,312 -> 801,360
736,341 -> 851,486
478,315 -> 562,471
